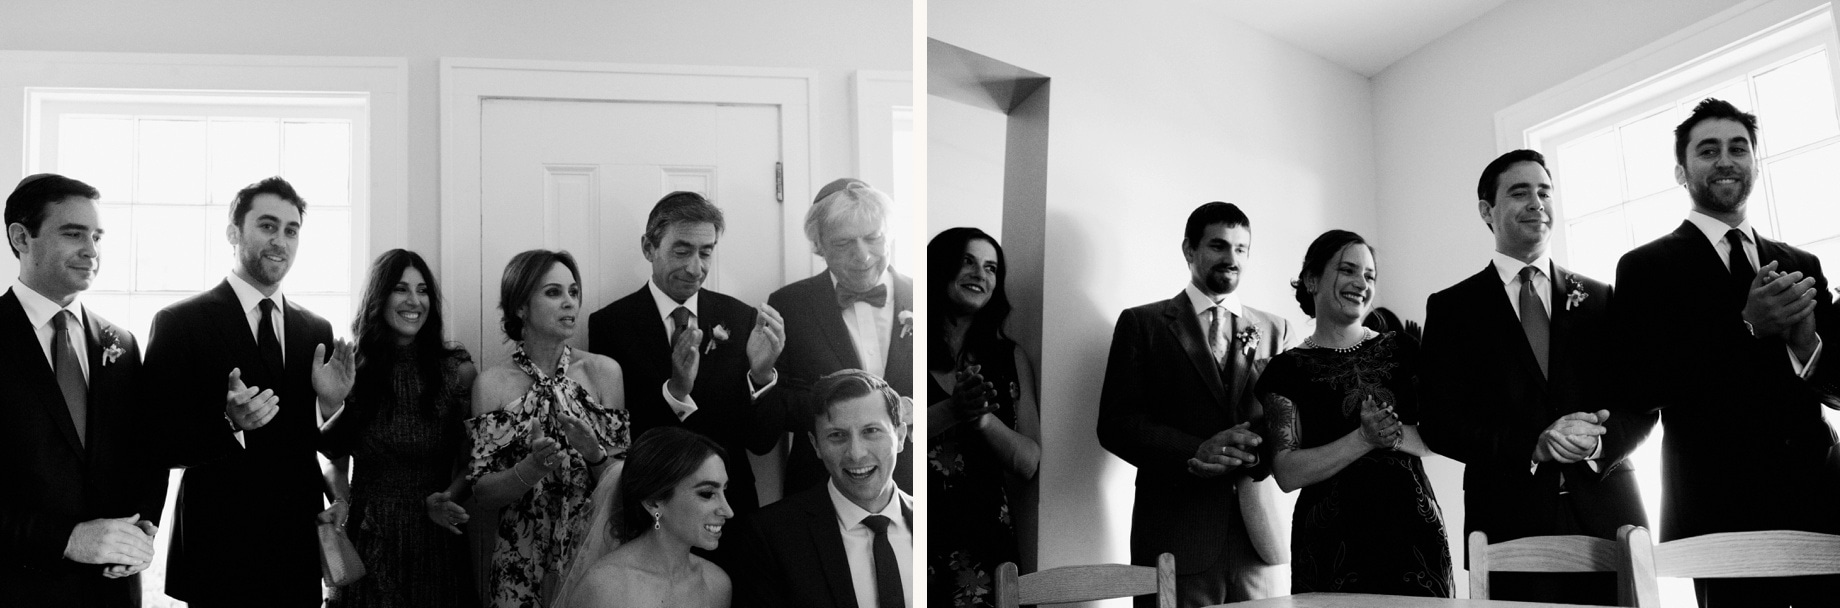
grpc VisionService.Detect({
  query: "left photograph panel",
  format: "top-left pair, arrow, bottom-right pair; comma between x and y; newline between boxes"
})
0,2 -> 914,607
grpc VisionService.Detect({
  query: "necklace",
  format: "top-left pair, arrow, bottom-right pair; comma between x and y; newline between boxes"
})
1303,328 -> 1376,353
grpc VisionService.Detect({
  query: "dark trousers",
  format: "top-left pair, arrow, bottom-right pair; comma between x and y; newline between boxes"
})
1135,499 -> 1283,608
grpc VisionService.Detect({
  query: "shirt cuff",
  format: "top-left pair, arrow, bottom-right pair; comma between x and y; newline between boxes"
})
1789,335 -> 1823,379
662,381 -> 698,421
747,368 -> 778,401
1584,440 -> 1603,473
316,397 -> 346,432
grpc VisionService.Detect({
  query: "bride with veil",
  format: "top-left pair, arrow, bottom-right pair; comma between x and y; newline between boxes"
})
554,427 -> 735,608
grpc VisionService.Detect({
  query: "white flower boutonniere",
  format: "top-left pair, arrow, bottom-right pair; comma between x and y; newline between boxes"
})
1235,325 -> 1261,356
101,328 -> 126,366
1565,277 -> 1589,311
898,310 -> 914,339
704,325 -> 730,354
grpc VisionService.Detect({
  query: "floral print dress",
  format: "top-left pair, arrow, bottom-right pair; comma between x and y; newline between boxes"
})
927,339 -> 1022,608
466,345 -> 630,608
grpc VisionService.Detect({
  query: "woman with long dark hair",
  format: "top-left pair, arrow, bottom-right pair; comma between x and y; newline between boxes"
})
557,427 -> 734,607
926,227 -> 1042,607
325,248 -> 478,607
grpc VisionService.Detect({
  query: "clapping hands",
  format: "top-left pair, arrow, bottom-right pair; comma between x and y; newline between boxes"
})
1358,395 -> 1402,450
65,514 -> 157,579
1535,409 -> 1610,463
1742,261 -> 1820,349
951,363 -> 1006,421
1188,421 -> 1262,477
312,339 -> 358,404
224,367 -> 278,430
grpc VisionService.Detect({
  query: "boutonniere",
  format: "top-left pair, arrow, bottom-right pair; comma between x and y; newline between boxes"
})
703,325 -> 730,354
1235,325 -> 1261,356
1565,277 -> 1589,311
101,328 -> 125,366
898,310 -> 913,339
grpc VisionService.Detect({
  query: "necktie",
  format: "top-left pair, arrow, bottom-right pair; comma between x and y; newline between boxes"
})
669,306 -> 692,346
836,284 -> 888,309
52,310 -> 87,445
1207,306 -> 1230,371
258,298 -> 283,375
1518,266 -> 1550,378
861,514 -> 904,608
1727,229 -> 1754,305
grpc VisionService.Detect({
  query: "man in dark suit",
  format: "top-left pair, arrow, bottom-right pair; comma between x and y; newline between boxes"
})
1615,98 -> 1839,607
1097,202 -> 1292,606
1419,150 -> 1655,605
143,177 -> 357,608
728,369 -> 912,608
2,173 -> 167,607
589,190 -> 785,517
753,179 -> 913,497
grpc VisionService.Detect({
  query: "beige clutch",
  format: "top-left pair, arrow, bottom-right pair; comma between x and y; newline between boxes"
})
1237,474 -> 1292,565
318,521 -> 367,587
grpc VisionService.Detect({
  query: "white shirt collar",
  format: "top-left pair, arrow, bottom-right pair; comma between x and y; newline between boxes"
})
645,280 -> 700,323
826,477 -> 907,530
11,277 -> 83,332
828,267 -> 894,298
1490,251 -> 1555,285
1183,282 -> 1243,318
1686,209 -> 1756,249
226,272 -> 285,316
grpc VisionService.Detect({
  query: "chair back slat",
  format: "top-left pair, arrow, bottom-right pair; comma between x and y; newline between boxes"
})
996,553 -> 1175,608
1469,528 -> 1637,605
1651,530 -> 1840,579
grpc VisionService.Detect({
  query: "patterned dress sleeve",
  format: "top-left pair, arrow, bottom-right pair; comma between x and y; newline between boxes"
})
466,397 -> 530,483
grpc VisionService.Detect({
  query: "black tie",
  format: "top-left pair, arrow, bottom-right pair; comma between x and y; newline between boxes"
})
258,298 -> 283,375
52,310 -> 87,445
669,306 -> 692,346
861,514 -> 904,608
1519,266 -> 1550,378
1727,229 -> 1754,305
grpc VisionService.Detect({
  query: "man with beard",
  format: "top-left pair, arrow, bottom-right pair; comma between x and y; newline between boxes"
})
1615,98 -> 1840,607
143,177 -> 357,608
1419,150 -> 1654,605
1097,202 -> 1292,606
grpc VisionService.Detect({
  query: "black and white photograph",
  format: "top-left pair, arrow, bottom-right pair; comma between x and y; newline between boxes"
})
929,1 -> 1839,607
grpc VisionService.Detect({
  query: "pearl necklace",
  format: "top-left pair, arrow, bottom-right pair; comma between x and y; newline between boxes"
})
1303,328 -> 1376,353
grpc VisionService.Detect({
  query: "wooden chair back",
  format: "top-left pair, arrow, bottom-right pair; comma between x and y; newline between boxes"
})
1623,526 -> 1840,608
1467,527 -> 1637,605
994,552 -> 1175,608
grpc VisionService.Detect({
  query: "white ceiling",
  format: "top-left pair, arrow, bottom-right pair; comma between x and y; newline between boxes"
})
1201,0 -> 1510,77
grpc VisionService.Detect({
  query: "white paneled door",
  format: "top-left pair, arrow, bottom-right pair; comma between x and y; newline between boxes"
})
476,98 -> 784,369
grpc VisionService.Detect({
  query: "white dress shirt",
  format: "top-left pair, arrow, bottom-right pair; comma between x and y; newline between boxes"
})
1183,283 -> 1243,339
832,269 -> 895,378
1684,211 -> 1823,377
12,278 -> 89,381
225,273 -> 342,445
645,281 -> 776,421
827,480 -> 913,608
1491,252 -> 1553,321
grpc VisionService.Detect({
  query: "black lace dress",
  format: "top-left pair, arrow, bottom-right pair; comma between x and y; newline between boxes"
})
328,346 -> 478,608
927,338 -> 1022,608
1255,332 -> 1453,597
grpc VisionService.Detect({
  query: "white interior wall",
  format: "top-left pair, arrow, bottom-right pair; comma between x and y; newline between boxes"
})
927,93 -> 1008,240
932,0 -> 1378,588
0,0 -> 909,271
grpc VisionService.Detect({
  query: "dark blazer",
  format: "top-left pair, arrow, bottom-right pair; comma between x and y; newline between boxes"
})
1419,262 -> 1654,556
754,271 -> 913,496
588,285 -> 762,515
1096,292 -> 1289,576
1,289 -> 165,607
726,483 -> 913,608
143,280 -> 335,607
1616,220 -> 1840,540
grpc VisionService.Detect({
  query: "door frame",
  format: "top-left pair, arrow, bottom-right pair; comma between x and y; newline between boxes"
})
439,57 -> 817,354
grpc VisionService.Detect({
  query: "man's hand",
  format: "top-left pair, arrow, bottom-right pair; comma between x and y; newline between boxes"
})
747,303 -> 786,386
1743,262 -> 1819,340
99,519 -> 158,579
65,514 -> 154,569
667,324 -> 704,400
316,499 -> 350,527
312,339 -> 358,404
426,491 -> 469,535
1189,421 -> 1262,477
225,367 -> 279,431
1534,410 -> 1608,463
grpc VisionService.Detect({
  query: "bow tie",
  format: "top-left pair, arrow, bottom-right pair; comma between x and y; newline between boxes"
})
836,284 -> 888,309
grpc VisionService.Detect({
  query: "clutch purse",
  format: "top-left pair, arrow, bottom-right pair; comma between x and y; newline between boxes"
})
1237,474 -> 1293,566
317,521 -> 366,587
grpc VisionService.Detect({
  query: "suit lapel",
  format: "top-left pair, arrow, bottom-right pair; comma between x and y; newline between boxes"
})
1164,293 -> 1228,408
884,274 -> 913,390
283,299 -> 315,384
207,281 -> 266,385
806,490 -> 861,608
1481,262 -> 1547,386
81,309 -> 110,452
1227,313 -> 1254,411
2,289 -> 85,455
812,275 -> 865,370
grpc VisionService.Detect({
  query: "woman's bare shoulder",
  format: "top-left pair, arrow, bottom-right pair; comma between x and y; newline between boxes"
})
471,365 -> 532,416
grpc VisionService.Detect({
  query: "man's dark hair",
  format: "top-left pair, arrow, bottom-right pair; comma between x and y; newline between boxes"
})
641,191 -> 725,251
807,369 -> 908,435
1183,202 -> 1251,248
5,173 -> 99,258
229,176 -> 307,227
1477,149 -> 1550,205
1674,98 -> 1759,166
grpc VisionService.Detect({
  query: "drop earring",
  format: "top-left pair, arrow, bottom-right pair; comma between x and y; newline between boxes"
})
653,510 -> 662,530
